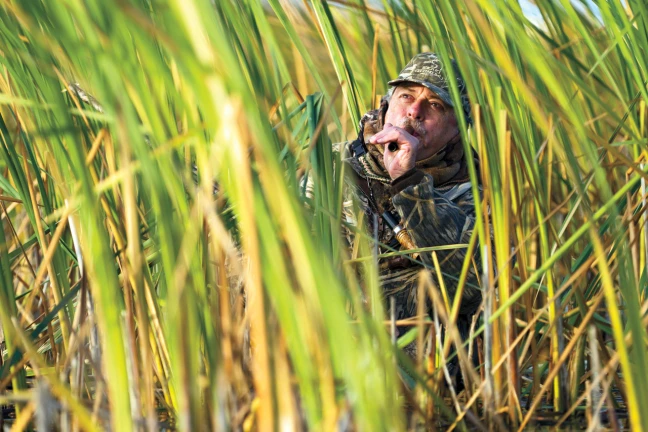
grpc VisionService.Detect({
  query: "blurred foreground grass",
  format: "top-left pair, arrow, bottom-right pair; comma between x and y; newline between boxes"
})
1,0 -> 648,430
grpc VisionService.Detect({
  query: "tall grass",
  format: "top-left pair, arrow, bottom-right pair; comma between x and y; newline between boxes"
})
0,0 -> 647,430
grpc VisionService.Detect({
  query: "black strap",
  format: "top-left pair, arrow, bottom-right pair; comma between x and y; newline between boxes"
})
349,138 -> 367,158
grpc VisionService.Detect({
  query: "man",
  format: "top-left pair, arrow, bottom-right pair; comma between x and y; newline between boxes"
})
342,52 -> 482,359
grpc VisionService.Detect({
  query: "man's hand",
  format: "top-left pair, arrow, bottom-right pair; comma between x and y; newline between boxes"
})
368,122 -> 419,179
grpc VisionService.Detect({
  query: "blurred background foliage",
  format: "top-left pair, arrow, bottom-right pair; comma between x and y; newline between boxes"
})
0,0 -> 647,430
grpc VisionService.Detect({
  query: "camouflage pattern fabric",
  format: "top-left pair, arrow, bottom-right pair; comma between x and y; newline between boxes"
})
340,140 -> 483,330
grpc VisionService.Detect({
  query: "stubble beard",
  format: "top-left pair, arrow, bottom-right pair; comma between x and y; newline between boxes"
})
396,117 -> 426,138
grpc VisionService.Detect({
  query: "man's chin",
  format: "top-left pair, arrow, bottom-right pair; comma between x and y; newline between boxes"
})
416,143 -> 442,161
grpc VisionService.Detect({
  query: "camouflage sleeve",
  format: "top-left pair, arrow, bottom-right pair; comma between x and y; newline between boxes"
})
391,170 -> 482,316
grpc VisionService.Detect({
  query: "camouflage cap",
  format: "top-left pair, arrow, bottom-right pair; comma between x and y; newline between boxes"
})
388,52 -> 472,124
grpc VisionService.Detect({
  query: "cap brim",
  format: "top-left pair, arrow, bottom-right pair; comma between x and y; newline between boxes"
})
387,78 -> 454,108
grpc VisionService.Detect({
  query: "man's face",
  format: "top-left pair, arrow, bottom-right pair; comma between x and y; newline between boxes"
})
383,84 -> 459,160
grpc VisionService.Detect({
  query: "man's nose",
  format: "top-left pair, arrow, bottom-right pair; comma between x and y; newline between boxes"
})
406,100 -> 423,120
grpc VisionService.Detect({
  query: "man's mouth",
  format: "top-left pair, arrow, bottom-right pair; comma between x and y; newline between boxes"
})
404,125 -> 416,136
405,125 -> 421,138
401,122 -> 424,138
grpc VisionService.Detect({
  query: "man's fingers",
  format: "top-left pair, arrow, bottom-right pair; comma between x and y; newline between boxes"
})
369,127 -> 411,145
364,122 -> 418,178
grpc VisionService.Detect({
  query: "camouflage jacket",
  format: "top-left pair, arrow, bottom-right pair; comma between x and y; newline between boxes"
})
338,141 -> 483,328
